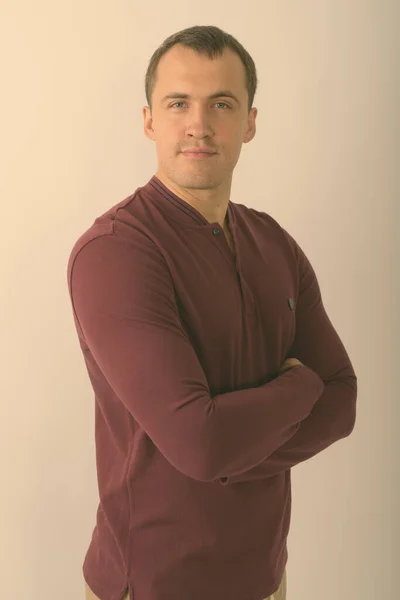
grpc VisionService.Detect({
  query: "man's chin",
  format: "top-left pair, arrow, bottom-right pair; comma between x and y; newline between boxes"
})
176,174 -> 218,190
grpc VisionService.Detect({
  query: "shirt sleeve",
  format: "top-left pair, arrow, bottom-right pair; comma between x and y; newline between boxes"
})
218,229 -> 357,485
69,231 -> 325,483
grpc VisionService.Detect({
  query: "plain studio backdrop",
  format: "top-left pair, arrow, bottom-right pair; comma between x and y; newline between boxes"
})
1,1 -> 398,599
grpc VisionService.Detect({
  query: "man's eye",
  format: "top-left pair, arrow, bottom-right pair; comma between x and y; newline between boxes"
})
170,102 -> 230,109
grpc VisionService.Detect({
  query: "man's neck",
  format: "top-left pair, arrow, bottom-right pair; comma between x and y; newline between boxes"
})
155,171 -> 231,229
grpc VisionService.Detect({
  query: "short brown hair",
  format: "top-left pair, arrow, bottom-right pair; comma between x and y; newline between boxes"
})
145,25 -> 258,114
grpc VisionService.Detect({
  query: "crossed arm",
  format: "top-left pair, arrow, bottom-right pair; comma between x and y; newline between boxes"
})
218,230 -> 357,485
69,229 -> 357,485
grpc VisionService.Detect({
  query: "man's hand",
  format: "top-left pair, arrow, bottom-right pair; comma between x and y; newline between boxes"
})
278,358 -> 304,374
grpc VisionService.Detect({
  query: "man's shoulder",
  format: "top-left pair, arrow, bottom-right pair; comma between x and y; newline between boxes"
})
66,187 -> 153,282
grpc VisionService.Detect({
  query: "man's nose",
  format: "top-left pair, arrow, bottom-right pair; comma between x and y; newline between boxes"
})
186,107 -> 214,136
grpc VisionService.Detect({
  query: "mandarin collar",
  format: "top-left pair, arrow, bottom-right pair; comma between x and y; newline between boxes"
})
144,175 -> 235,231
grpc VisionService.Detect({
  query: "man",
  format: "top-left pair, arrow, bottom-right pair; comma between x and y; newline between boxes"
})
67,25 -> 357,600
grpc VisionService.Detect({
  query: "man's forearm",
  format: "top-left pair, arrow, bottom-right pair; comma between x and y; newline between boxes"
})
218,371 -> 357,485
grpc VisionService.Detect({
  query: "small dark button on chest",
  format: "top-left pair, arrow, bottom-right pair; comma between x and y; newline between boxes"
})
212,228 -> 221,235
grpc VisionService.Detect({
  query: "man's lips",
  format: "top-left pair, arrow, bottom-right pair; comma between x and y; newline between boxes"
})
181,150 -> 216,157
182,148 -> 216,154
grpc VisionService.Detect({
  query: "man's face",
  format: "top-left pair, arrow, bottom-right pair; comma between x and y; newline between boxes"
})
143,45 -> 257,192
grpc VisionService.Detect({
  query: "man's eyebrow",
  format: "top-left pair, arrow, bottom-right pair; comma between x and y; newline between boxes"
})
161,90 -> 240,105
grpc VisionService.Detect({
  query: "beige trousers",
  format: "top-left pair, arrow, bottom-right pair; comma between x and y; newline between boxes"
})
84,568 -> 287,600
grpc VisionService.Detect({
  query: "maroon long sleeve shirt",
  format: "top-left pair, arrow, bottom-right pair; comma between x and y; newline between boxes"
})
67,175 -> 357,600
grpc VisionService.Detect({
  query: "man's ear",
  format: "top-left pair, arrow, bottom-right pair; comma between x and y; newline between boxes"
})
143,106 -> 155,140
243,107 -> 257,144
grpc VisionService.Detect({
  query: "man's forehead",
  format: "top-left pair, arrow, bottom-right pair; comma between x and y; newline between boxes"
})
155,48 -> 245,99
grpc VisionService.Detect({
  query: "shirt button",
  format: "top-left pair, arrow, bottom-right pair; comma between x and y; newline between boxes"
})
212,228 -> 221,235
